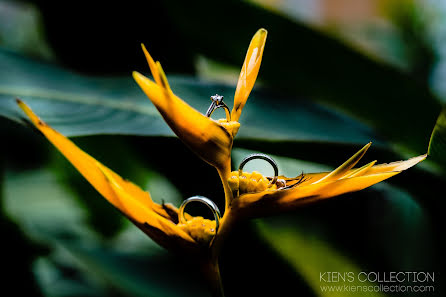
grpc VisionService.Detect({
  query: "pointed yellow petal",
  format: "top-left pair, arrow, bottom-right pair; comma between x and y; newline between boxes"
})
342,160 -> 376,179
367,154 -> 427,174
156,61 -> 173,95
282,172 -> 399,204
275,153 -> 425,189
141,44 -> 162,86
16,99 -> 154,211
231,28 -> 267,122
279,172 -> 327,187
133,71 -> 232,169
235,171 -> 399,215
233,152 -> 425,217
99,165 -> 196,243
313,142 -> 371,184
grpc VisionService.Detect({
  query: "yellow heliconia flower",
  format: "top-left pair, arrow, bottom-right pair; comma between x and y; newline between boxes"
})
133,29 -> 267,173
229,143 -> 426,217
15,27 -> 429,297
16,99 -> 217,253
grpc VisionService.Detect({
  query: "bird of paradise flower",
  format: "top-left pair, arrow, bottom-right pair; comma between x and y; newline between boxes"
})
17,28 -> 426,297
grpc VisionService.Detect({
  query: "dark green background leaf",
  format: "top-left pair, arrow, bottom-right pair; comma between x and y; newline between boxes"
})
163,0 -> 441,153
256,182 -> 438,297
2,167 -> 208,297
0,48 -> 380,147
428,107 -> 446,171
1,1 -> 444,296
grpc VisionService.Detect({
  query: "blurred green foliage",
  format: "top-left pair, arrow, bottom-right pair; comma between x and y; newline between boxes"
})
1,0 -> 444,296
428,107 -> 446,171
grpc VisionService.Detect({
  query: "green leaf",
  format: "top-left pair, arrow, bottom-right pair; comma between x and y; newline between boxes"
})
162,0 -> 441,153
257,222 -> 386,297
3,168 -> 95,242
57,241 -> 208,297
0,1 -> 54,60
33,257 -> 106,297
428,107 -> 446,171
255,182 -> 436,297
0,48 -> 380,146
3,167 -> 208,297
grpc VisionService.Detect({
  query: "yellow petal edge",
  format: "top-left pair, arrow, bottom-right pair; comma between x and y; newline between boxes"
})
133,71 -> 232,170
233,143 -> 426,214
232,28 -> 267,122
16,99 -> 196,245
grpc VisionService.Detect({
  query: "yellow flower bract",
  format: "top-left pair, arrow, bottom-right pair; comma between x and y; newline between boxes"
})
16,28 -> 426,255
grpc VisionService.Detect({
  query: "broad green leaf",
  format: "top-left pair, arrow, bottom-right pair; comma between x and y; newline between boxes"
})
0,48 -> 380,146
3,168 -> 95,242
256,179 -> 441,296
162,0 -> 441,153
428,107 -> 446,171
33,257 -> 106,297
57,241 -> 208,297
3,167 -> 208,297
0,207 -> 44,297
234,146 -> 438,285
257,221 -> 385,297
256,182 -> 435,297
0,1 -> 53,60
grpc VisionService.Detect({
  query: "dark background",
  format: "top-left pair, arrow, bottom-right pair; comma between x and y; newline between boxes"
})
1,1 -> 444,296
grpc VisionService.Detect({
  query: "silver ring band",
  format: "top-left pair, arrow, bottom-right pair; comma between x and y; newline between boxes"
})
178,196 -> 221,231
238,153 -> 279,185
206,102 -> 231,120
205,94 -> 231,121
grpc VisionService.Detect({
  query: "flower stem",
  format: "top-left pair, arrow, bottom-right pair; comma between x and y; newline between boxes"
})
202,161 -> 236,297
201,257 -> 225,297
217,160 -> 233,212
214,159 -> 238,255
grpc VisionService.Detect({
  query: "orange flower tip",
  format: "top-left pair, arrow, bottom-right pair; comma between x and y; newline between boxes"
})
16,99 -> 43,126
16,97 -> 26,108
395,154 -> 427,171
359,142 -> 371,154
314,142 -> 372,184
156,61 -> 172,92
253,28 -> 268,48
141,44 -> 155,67
140,43 -> 153,62
132,71 -> 150,84
361,142 -> 372,154
132,70 -> 142,79
133,71 -> 161,98
257,28 -> 267,38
